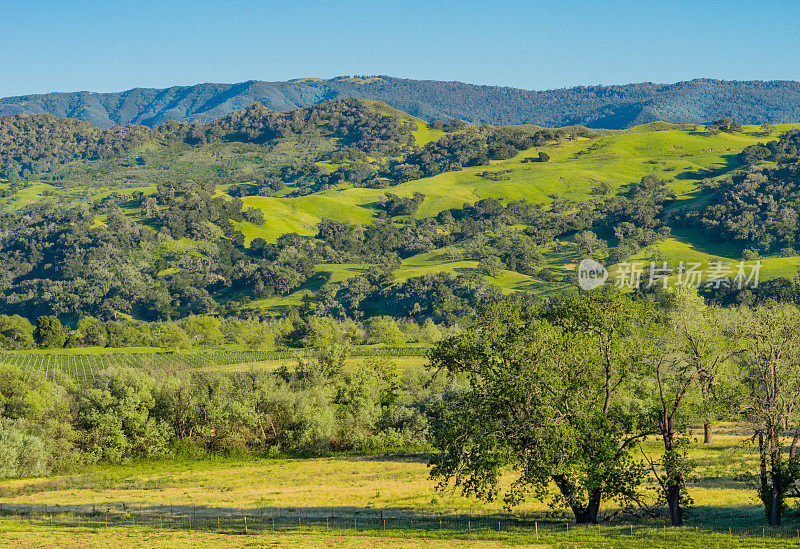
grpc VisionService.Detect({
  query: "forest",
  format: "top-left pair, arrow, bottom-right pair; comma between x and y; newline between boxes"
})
4,76 -> 800,128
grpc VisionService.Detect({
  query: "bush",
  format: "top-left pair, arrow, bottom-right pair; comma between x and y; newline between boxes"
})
0,315 -> 34,349
181,316 -> 224,346
73,367 -> 173,463
364,316 -> 406,346
152,322 -> 190,349
0,419 -> 49,479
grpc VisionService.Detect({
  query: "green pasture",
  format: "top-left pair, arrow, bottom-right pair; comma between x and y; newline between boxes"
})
1,427 -> 798,548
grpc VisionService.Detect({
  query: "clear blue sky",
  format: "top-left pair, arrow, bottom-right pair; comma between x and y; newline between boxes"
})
3,0 -> 799,97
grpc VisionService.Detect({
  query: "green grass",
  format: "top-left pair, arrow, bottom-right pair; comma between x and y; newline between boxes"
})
244,124 -> 789,231
411,121 -> 447,147
625,237 -> 800,283
1,427 -> 799,547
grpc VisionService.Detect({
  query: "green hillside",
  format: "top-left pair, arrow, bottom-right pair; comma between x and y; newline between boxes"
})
0,99 -> 798,322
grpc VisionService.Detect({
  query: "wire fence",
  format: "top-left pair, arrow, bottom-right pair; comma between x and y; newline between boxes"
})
2,504 -> 800,543
0,347 -> 430,383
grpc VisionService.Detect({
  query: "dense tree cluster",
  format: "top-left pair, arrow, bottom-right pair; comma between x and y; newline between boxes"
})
0,312 -> 448,351
596,174 -> 675,258
0,351 -> 438,473
739,129 -> 800,164
0,114 -> 152,179
681,131 -> 800,251
377,192 -> 425,216
0,98 -> 417,181
429,289 -> 800,526
315,270 -> 501,325
192,98 -> 416,155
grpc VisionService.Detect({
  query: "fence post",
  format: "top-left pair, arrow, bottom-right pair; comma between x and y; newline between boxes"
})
535,521 -> 538,540
244,515 -> 247,534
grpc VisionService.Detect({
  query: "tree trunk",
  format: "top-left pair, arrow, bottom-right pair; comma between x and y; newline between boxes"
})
769,482 -> 781,526
553,475 -> 602,524
769,437 -> 782,526
665,480 -> 683,526
572,492 -> 602,524
703,423 -> 713,444
662,429 -> 684,526
758,431 -> 783,526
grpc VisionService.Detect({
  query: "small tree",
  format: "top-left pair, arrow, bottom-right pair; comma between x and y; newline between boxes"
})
77,317 -> 108,347
642,287 -> 734,525
574,230 -> 607,257
478,256 -> 504,277
364,316 -> 406,346
0,315 -> 35,350
33,316 -> 65,349
732,303 -> 800,525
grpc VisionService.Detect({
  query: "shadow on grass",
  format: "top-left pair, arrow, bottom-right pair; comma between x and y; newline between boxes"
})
674,154 -> 742,181
2,501 -> 795,538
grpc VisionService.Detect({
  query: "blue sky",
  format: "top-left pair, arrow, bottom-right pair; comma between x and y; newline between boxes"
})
3,0 -> 799,97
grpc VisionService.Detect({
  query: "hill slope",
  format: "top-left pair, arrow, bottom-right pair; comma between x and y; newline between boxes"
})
3,76 -> 800,129
2,98 -> 799,322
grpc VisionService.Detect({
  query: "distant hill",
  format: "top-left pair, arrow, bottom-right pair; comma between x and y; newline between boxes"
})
2,76 -> 800,129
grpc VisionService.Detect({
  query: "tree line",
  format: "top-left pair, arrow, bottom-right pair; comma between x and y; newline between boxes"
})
0,350 -> 439,476
4,289 -> 800,529
428,288 -> 800,527
0,313 -> 451,351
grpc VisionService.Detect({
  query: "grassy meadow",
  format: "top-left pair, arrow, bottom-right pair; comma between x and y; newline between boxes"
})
2,426 -> 799,548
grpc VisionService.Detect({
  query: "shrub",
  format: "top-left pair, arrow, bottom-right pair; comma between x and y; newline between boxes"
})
73,367 -> 173,463
0,419 -> 49,479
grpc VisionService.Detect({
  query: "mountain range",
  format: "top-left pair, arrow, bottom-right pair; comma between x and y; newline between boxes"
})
2,76 -> 800,129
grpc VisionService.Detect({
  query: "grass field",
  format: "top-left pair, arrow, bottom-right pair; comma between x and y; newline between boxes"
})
1,426 -> 798,548
0,347 -> 431,383
238,124 -> 793,232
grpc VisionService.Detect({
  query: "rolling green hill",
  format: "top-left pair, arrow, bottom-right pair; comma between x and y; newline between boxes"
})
0,98 -> 798,322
